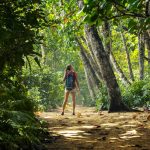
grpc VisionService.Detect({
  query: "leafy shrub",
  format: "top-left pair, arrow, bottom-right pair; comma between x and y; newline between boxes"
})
95,84 -> 109,110
95,78 -> 150,110
24,70 -> 64,111
0,78 -> 49,149
0,0 -> 49,149
0,80 -> 36,112
122,78 -> 150,108
0,109 -> 48,150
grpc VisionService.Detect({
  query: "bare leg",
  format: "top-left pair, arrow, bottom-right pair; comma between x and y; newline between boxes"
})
71,92 -> 76,115
61,91 -> 69,115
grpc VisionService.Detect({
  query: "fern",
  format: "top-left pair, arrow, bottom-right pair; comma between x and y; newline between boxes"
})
0,109 -> 48,149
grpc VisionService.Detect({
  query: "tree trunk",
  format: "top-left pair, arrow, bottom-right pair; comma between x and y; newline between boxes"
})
146,0 -> 150,17
83,66 -> 96,100
145,32 -> 150,66
121,32 -> 134,81
85,25 -> 130,112
81,36 -> 103,81
78,40 -> 98,100
85,51 -> 103,82
110,51 -> 131,85
40,44 -> 46,65
145,1 -> 150,70
138,33 -> 145,80
102,21 -> 131,85
102,21 -> 111,56
76,38 -> 100,90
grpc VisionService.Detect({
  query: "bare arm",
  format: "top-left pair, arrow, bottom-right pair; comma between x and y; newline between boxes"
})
63,70 -> 66,82
75,73 -> 80,90
76,79 -> 80,90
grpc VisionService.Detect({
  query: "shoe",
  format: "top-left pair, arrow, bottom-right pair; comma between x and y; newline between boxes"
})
61,112 -> 64,115
72,112 -> 75,115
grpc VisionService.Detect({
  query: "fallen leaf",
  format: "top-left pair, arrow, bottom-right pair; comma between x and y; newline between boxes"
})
137,124 -> 144,129
147,115 -> 150,121
77,120 -> 82,124
98,112 -> 104,115
131,144 -> 142,148
95,125 -> 101,128
60,123 -> 68,126
97,136 -> 106,141
133,114 -> 137,119
77,112 -> 82,118
102,137 -> 106,140
99,131 -> 109,136
34,111 -> 42,116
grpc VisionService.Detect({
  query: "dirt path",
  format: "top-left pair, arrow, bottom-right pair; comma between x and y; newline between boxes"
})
39,106 -> 150,150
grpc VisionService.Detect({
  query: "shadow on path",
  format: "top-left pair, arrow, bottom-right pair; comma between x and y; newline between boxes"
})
39,106 -> 150,150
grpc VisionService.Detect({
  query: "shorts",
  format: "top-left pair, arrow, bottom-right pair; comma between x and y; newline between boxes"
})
65,88 -> 76,93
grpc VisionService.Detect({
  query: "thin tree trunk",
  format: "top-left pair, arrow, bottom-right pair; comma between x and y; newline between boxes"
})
146,0 -> 150,37
121,31 -> 134,81
81,36 -> 103,81
145,32 -> 150,65
110,51 -> 131,85
85,51 -> 103,82
85,25 -> 130,112
146,0 -> 150,17
40,44 -> 46,65
102,21 -> 111,56
102,21 -> 131,85
138,33 -> 145,80
76,38 -> 100,90
78,42 -> 98,100
145,0 -> 150,70
83,67 -> 96,100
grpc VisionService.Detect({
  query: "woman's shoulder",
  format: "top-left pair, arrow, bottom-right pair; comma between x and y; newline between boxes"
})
73,71 -> 77,77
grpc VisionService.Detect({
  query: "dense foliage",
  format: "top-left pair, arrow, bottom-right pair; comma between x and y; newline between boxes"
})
83,0 -> 150,33
96,77 -> 150,110
0,1 -> 49,149
122,77 -> 150,108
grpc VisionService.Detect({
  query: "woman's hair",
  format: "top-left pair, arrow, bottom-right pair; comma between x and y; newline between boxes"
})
66,64 -> 72,71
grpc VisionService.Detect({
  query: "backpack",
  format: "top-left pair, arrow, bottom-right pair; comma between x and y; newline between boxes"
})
65,72 -> 75,91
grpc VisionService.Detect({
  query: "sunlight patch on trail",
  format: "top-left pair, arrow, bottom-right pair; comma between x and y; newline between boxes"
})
44,116 -> 54,119
81,125 -> 95,129
101,123 -> 119,127
51,125 -> 96,139
119,129 -> 141,139
122,124 -> 136,127
57,130 -> 84,138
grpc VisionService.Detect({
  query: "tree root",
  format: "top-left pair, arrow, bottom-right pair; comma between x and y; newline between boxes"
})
108,101 -> 143,113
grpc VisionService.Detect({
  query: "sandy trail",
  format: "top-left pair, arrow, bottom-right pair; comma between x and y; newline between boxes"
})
39,106 -> 150,150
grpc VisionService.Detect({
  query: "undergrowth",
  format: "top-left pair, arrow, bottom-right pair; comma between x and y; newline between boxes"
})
96,77 -> 150,110
0,77 -> 50,150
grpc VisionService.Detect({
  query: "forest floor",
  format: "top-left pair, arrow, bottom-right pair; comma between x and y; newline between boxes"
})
39,105 -> 150,150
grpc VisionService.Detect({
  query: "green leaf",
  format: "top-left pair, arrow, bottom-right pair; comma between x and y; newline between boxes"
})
76,7 -> 85,17
128,19 -> 137,32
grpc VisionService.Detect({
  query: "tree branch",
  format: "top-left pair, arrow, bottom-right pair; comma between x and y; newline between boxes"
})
112,0 -> 146,18
146,0 -> 150,16
144,56 -> 150,61
106,13 -> 145,21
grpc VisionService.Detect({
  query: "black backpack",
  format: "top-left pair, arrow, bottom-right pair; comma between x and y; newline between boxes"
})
65,72 -> 75,90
